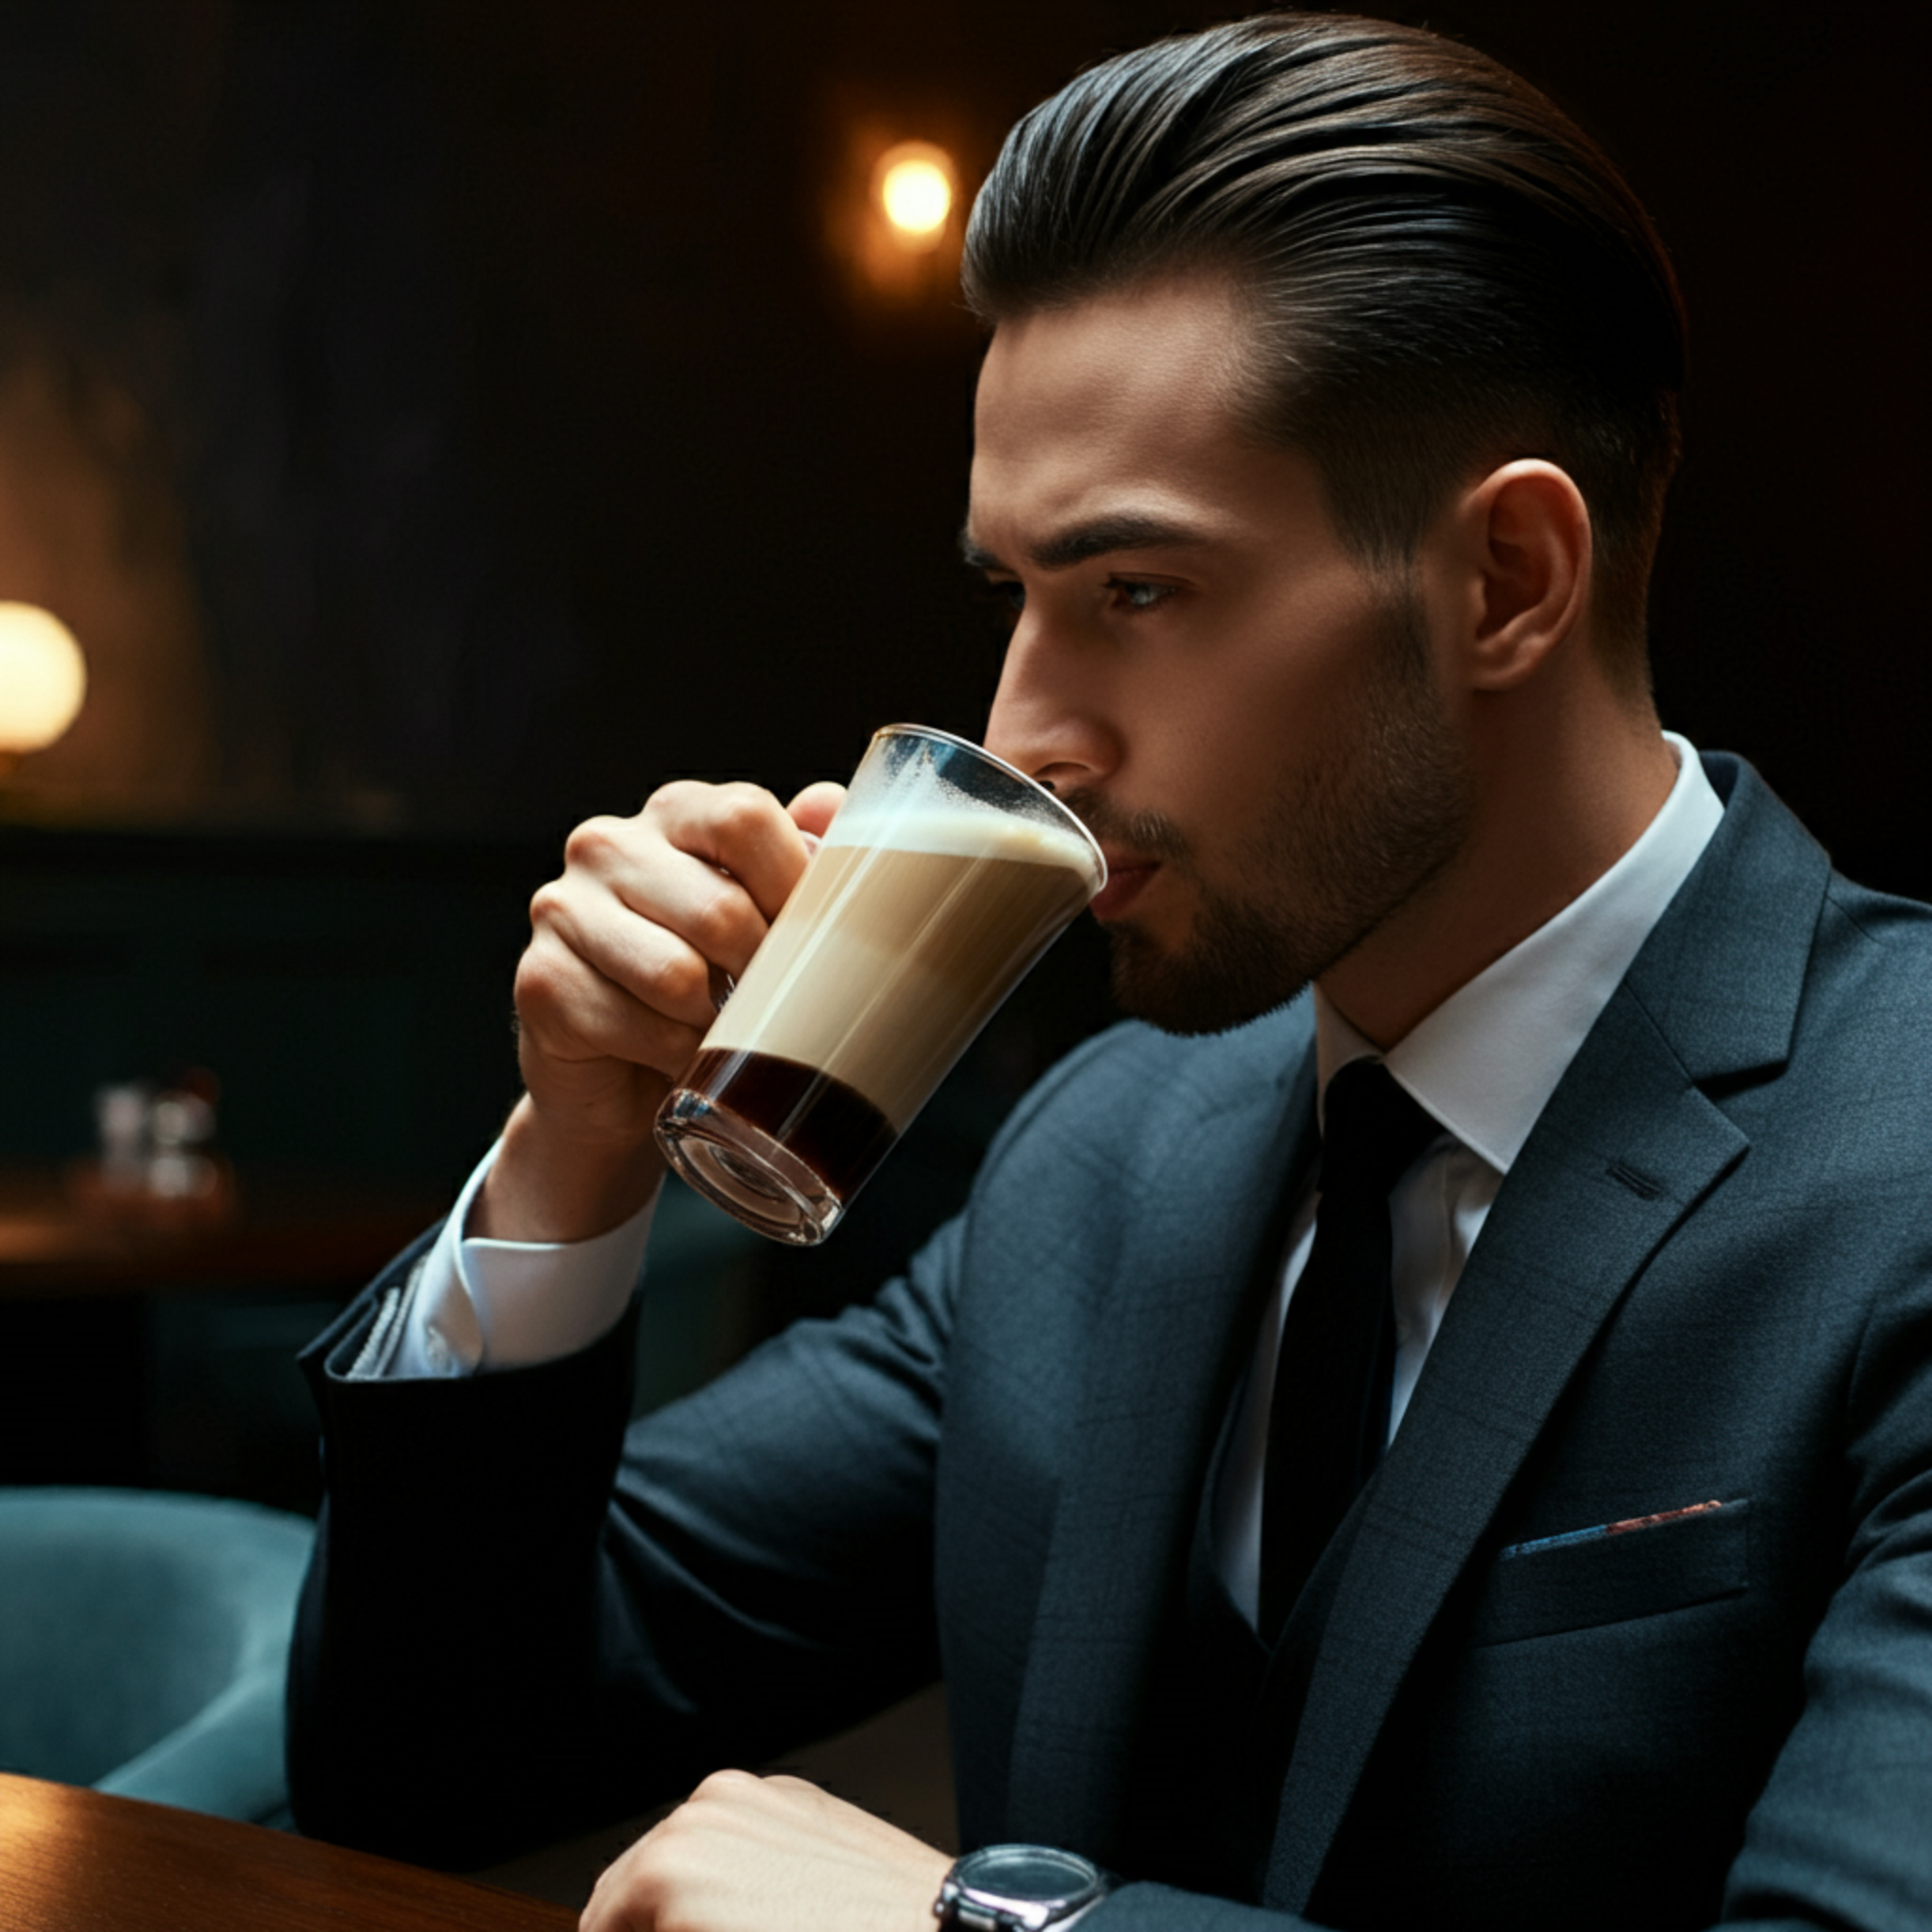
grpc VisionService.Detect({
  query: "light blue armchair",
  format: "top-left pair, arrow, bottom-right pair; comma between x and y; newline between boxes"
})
0,1488 -> 313,1822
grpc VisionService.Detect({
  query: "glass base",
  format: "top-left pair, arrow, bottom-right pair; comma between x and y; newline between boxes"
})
654,1088 -> 844,1246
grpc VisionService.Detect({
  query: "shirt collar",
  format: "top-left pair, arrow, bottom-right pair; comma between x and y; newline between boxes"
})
1314,732 -> 1724,1173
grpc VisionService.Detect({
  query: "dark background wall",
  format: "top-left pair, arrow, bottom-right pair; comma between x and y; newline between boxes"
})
0,0 -> 1924,893
0,0 -> 1924,1512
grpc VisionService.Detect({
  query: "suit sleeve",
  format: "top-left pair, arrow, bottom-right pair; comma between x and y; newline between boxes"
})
1715,1220 -> 1932,1931
288,1215 -> 961,1868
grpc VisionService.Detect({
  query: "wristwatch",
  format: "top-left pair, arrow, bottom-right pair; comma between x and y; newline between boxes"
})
934,1844 -> 1115,1930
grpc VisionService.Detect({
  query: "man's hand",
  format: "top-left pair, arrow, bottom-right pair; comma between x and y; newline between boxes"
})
480,779 -> 846,1244
580,1769 -> 950,1932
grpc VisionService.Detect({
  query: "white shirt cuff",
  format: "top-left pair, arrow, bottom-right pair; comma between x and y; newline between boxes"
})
352,1139 -> 655,1379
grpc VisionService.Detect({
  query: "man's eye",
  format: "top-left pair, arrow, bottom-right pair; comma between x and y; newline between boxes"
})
1109,578 -> 1173,611
980,579 -> 1026,627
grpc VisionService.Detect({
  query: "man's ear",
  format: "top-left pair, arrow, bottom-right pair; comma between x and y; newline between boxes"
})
1444,459 -> 1592,691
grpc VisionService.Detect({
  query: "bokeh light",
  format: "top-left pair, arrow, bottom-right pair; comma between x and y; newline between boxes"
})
0,602 -> 87,756
882,156 -> 950,236
874,142 -> 956,250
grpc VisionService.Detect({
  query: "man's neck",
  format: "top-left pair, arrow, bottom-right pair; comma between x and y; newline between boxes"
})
1319,690 -> 1678,1052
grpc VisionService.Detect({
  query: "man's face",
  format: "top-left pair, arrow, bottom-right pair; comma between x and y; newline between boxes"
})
968,275 -> 1472,1035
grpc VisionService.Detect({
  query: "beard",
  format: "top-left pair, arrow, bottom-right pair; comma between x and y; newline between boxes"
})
1064,592 -> 1472,1037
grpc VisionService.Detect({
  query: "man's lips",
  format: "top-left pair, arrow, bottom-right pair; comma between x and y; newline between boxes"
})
1090,858 -> 1158,921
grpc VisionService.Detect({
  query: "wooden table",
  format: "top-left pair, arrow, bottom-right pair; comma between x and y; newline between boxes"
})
0,1165 -> 447,1301
0,1774 -> 575,1930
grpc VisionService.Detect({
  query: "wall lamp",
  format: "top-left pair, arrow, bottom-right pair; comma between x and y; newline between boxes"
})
0,602 -> 87,780
873,142 -> 956,252
832,126 -> 969,313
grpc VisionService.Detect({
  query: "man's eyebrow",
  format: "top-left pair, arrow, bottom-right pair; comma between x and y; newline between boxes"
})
959,530 -> 1006,573
959,513 -> 1211,575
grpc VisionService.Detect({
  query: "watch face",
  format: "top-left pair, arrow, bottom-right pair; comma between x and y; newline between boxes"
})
957,1843 -> 1100,1904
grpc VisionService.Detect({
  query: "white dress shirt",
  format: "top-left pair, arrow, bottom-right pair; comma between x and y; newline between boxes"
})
355,735 -> 1724,1631
348,1142 -> 656,1380
1212,735 -> 1722,1622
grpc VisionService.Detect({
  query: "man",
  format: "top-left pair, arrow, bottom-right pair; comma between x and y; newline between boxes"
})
289,15 -> 1932,1932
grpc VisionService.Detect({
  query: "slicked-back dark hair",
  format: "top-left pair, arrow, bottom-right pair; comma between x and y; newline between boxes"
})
963,13 -> 1686,680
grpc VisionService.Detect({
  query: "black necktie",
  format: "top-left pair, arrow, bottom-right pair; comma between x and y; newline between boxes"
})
1258,1058 -> 1440,1642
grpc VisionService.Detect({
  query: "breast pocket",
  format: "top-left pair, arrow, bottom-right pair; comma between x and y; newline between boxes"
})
1468,1497 -> 1751,1646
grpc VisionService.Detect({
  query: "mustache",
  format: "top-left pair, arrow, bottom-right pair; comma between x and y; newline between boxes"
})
1054,786 -> 1192,866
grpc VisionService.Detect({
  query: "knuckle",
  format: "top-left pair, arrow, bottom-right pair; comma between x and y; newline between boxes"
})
563,814 -> 626,869
592,1858 -> 667,1927
691,1766 -> 759,1802
645,777 -> 702,814
685,880 -> 754,958
640,953 -> 708,1021
527,878 -> 568,930
512,961 -> 578,1053
513,941 -> 563,1012
640,779 -> 712,836
712,783 -> 779,841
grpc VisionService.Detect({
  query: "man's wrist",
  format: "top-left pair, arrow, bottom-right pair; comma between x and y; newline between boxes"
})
934,1846 -> 1114,1931
474,1093 -> 666,1244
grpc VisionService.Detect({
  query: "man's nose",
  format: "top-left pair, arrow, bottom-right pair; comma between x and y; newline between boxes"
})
984,618 -> 1117,796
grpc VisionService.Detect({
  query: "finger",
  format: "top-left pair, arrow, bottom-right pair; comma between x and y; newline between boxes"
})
581,1809 -> 680,1932
613,848 -> 774,986
528,871 -> 723,1040
644,780 -> 816,924
580,1844 -> 644,1932
579,1789 -> 723,1932
561,811 -> 774,986
786,781 -> 846,843
515,924 -> 709,1077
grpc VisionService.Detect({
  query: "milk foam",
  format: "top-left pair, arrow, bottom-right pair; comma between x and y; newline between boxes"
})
823,769 -> 1102,885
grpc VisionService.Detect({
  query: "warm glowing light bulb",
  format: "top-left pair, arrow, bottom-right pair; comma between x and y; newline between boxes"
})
882,157 -> 950,235
875,143 -> 955,247
0,602 -> 87,756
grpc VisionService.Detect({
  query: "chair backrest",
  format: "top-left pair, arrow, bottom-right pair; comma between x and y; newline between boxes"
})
0,1488 -> 313,1819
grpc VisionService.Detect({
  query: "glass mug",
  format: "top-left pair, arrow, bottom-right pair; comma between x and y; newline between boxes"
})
654,725 -> 1106,1244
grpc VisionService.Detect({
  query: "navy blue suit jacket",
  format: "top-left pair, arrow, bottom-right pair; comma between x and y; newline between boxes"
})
291,755 -> 1932,1929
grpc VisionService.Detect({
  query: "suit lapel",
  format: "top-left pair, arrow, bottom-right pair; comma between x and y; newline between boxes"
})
1264,987 -> 1746,1904
1005,1024 -> 1318,1858
1264,756 -> 1833,1909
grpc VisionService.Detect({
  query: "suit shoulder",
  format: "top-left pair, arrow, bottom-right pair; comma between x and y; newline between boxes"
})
1811,873 -> 1932,1030
1822,872 -> 1932,959
977,995 -> 1314,1176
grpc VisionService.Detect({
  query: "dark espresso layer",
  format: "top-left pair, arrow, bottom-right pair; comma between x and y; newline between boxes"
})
684,1047 -> 898,1203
